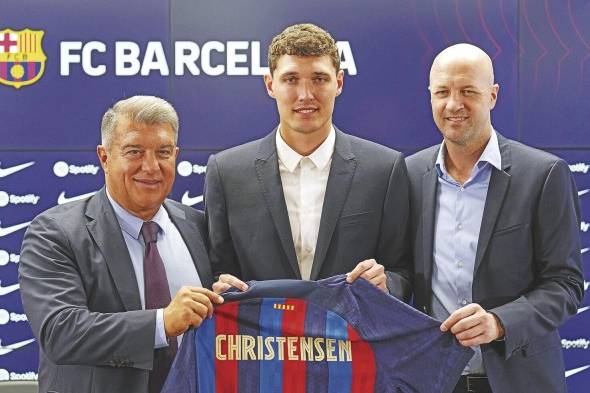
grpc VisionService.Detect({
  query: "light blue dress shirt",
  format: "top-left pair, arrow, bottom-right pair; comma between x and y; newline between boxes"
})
431,130 -> 502,375
106,190 -> 203,348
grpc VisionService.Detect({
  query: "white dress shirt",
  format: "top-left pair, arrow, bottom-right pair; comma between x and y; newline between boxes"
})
106,189 -> 203,348
276,126 -> 335,280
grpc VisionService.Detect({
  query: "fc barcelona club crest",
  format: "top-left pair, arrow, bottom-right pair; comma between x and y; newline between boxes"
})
0,28 -> 46,89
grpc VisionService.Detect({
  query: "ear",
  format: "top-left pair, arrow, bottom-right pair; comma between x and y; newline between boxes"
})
490,83 -> 499,110
264,73 -> 275,98
96,145 -> 108,173
335,70 -> 344,96
174,146 -> 180,158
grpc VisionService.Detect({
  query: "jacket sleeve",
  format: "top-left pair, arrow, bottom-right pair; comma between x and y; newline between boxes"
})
490,159 -> 584,358
204,154 -> 241,279
379,153 -> 413,302
18,214 -> 157,369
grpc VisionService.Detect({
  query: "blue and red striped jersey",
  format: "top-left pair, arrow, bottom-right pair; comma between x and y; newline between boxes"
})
162,275 -> 472,393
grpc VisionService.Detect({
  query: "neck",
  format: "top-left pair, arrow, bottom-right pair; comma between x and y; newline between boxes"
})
279,123 -> 332,156
444,129 -> 492,184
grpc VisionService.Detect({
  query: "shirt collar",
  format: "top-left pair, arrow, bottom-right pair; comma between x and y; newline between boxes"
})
276,126 -> 336,172
106,188 -> 169,240
435,128 -> 502,177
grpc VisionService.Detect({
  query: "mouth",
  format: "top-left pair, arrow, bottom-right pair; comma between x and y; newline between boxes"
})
445,116 -> 469,123
293,107 -> 319,114
134,178 -> 162,186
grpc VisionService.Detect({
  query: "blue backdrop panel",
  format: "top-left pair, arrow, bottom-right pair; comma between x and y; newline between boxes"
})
0,0 -> 588,389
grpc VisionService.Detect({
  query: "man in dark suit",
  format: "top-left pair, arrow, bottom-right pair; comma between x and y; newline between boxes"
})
206,23 -> 411,298
406,44 -> 584,392
19,96 -> 223,393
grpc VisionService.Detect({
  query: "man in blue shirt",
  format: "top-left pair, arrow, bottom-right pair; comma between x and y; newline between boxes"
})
19,96 -> 223,393
406,44 -> 584,393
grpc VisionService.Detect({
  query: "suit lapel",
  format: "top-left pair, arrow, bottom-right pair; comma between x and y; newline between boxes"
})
310,130 -> 357,280
165,202 -> 214,289
255,130 -> 301,278
474,135 -> 512,274
85,188 -> 142,311
421,161 -> 439,287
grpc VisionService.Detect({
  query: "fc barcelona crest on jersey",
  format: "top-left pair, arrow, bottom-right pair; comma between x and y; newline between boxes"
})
0,28 -> 46,89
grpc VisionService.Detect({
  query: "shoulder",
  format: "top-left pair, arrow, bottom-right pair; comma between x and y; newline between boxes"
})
339,131 -> 404,165
406,145 -> 439,176
210,137 -> 266,166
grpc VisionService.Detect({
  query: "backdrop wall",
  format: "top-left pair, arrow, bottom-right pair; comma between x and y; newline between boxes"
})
1,0 -> 588,389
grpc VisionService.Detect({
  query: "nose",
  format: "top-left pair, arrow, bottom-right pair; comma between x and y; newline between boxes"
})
297,80 -> 314,101
446,91 -> 465,112
141,151 -> 160,173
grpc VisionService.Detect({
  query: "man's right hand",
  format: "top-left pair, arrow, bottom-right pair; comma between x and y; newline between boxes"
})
163,286 -> 224,337
212,274 -> 248,294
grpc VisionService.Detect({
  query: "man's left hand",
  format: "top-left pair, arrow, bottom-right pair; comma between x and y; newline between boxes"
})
346,259 -> 387,292
440,303 -> 505,347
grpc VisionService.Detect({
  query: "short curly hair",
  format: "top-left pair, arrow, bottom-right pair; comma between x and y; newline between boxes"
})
268,23 -> 340,75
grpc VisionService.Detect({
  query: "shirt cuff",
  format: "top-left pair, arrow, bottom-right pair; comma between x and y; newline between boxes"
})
154,308 -> 169,349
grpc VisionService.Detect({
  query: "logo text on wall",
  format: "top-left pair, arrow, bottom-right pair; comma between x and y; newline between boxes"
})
61,40 -> 357,76
0,29 -> 46,88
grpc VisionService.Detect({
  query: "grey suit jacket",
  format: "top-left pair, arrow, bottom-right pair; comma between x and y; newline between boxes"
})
406,133 -> 584,393
205,128 -> 411,299
19,188 -> 214,393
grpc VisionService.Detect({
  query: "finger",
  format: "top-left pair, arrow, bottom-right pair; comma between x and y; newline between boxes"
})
459,333 -> 490,347
185,292 -> 215,317
440,304 -> 478,332
449,313 -> 481,335
359,264 -> 384,281
213,282 -> 231,294
189,287 -> 225,304
455,325 -> 485,341
219,274 -> 248,291
366,272 -> 387,289
346,259 -> 376,283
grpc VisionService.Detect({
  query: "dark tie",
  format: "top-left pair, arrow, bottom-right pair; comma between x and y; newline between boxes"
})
141,221 -> 177,393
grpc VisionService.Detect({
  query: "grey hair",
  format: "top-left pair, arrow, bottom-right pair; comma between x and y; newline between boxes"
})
100,95 -> 179,148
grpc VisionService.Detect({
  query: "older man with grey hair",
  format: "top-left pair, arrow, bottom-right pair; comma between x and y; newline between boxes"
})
19,95 -> 221,393
406,44 -> 583,393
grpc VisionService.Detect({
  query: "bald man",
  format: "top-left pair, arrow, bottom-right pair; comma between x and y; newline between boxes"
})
406,44 -> 583,393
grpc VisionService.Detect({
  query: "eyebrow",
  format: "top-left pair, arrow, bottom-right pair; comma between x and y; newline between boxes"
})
121,144 -> 175,150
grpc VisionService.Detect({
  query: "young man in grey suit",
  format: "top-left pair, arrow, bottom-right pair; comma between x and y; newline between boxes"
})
19,96 -> 224,393
406,44 -> 584,392
206,24 -> 411,298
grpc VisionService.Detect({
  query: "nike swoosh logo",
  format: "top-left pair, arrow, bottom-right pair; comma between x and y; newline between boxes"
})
579,189 -> 590,197
0,222 -> 31,237
565,365 -> 590,378
181,192 -> 203,207
0,338 -> 35,356
0,162 -> 35,178
577,306 -> 589,315
57,190 -> 97,205
585,281 -> 589,291
582,248 -> 589,255
0,281 -> 19,296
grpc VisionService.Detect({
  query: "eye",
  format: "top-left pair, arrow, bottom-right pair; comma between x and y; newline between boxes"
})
159,149 -> 173,158
434,90 -> 449,97
284,76 -> 297,84
462,90 -> 476,96
314,76 -> 328,83
125,149 -> 142,156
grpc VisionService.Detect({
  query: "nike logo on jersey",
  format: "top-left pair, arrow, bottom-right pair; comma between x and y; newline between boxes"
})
181,191 -> 203,207
0,162 -> 35,178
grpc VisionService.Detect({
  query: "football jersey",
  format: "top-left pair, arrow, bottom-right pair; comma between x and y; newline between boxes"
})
162,275 -> 472,393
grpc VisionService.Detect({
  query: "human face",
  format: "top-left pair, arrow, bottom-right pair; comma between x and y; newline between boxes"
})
97,118 -> 178,220
264,55 -> 343,140
429,58 -> 498,147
